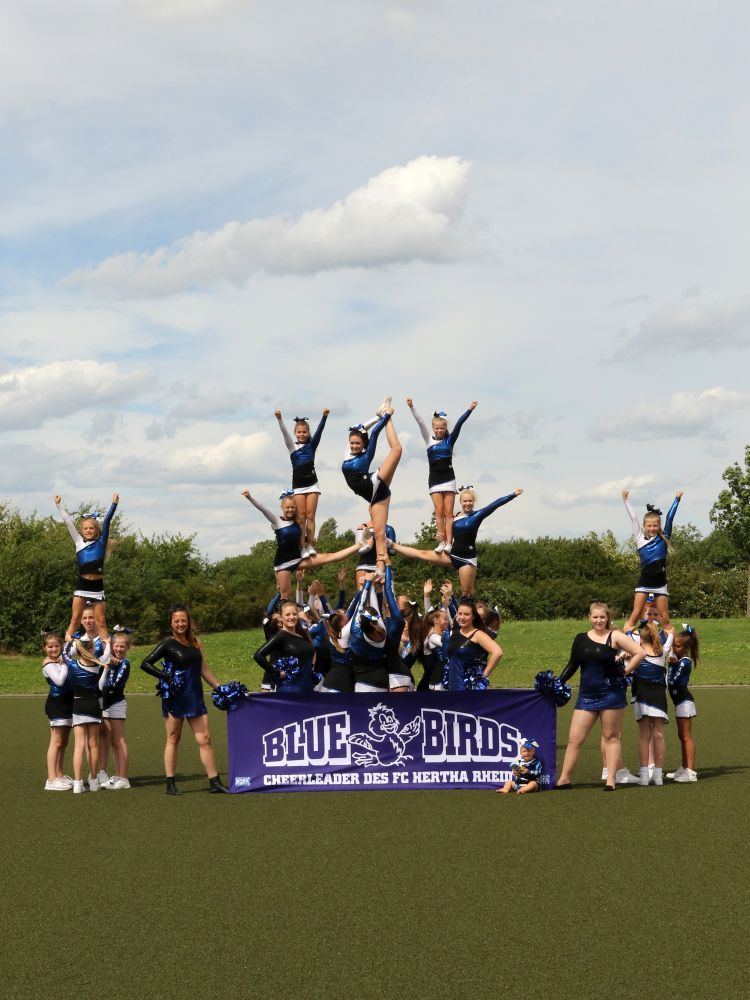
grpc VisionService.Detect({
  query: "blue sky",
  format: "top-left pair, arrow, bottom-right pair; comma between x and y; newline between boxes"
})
2,1 -> 749,560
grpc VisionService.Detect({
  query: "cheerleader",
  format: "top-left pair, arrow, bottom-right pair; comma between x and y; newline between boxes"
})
242,489 -> 361,599
631,622 -> 673,786
341,402 -> 402,575
445,599 -> 502,691
99,627 -> 131,790
63,637 -> 108,793
667,625 -> 700,782
622,488 -> 683,631
41,632 -> 73,791
420,609 -> 450,691
496,738 -> 543,795
382,566 -> 413,691
339,575 -> 389,692
253,600 -> 316,693
54,492 -> 119,642
556,602 -> 645,791
354,520 -> 396,588
406,397 -> 477,552
140,605 -> 229,795
275,408 -> 329,556
392,486 -> 523,596
316,610 -> 355,693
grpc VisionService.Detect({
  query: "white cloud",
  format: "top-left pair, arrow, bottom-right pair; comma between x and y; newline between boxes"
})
65,156 -> 472,298
542,475 -> 657,509
618,297 -> 750,356
112,431 -> 276,486
0,361 -> 148,430
592,387 -> 749,441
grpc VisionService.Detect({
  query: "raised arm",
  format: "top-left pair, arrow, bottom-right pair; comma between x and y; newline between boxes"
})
275,410 -> 296,453
384,566 -> 402,624
365,412 -> 391,464
622,489 -> 642,542
664,492 -> 683,539
406,399 -> 432,445
310,410 -> 329,450
475,489 -> 523,525
54,496 -> 82,546
100,495 -> 119,544
242,490 -> 279,527
447,402 -> 477,447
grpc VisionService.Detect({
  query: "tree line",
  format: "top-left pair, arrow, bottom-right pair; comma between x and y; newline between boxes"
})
1,473 -> 747,654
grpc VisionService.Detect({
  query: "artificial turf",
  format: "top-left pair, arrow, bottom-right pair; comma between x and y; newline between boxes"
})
2,689 -> 748,1000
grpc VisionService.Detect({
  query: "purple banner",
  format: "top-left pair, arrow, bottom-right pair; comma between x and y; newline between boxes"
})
227,690 -> 557,793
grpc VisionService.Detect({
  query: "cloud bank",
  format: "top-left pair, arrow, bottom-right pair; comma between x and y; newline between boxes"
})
65,156 -> 472,298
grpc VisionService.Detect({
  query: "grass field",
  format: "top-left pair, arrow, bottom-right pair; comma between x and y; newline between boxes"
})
2,617 -> 749,693
2,621 -> 749,999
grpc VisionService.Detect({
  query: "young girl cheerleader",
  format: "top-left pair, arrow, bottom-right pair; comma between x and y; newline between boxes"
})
242,489 -> 360,599
667,624 -> 700,782
316,610 -> 355,694
421,608 -> 451,691
631,621 -> 674,786
392,486 -> 523,596
140,605 -> 229,795
99,627 -> 131,789
406,398 -> 477,553
622,488 -> 683,631
341,402 -> 402,575
274,408 -> 329,557
54,492 -> 119,642
496,737 -> 543,795
41,632 -> 73,791
63,637 -> 107,793
253,600 -> 316,693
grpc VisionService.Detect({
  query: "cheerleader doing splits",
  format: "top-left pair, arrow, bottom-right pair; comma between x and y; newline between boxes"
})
406,397 -> 477,553
622,488 -> 683,632
341,402 -> 402,575
392,486 -> 523,596
55,493 -> 119,642
275,408 -> 329,557
242,489 -> 360,599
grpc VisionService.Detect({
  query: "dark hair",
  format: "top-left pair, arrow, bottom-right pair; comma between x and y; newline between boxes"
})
279,599 -> 312,642
456,598 -> 485,632
42,631 -> 63,648
676,626 -> 700,667
348,428 -> 369,448
475,600 -> 500,632
169,604 -> 200,647
325,610 -> 347,652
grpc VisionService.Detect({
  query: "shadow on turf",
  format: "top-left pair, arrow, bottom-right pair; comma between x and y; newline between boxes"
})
132,772 -> 213,791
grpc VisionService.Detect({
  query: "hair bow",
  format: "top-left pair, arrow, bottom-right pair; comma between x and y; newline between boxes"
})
433,410 -> 447,419
646,503 -> 663,516
520,738 -> 540,750
349,424 -> 367,434
112,624 -> 132,634
40,627 -> 57,637
168,603 -> 190,615
458,484 -> 474,492
361,609 -> 380,622
279,488 -> 295,499
82,511 -> 100,519
681,622 -> 694,634
293,416 -> 308,423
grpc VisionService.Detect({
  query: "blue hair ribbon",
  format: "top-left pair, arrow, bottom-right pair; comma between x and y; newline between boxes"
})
433,410 -> 448,418
279,488 -> 295,499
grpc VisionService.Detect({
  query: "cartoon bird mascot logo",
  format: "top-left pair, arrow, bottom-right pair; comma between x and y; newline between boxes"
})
348,703 -> 421,768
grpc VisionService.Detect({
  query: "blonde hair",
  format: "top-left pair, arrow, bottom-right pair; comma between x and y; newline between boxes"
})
588,601 -> 613,628
638,622 -> 663,656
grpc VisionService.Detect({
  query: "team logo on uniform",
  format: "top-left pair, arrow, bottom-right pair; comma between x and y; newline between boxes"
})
348,703 -> 421,768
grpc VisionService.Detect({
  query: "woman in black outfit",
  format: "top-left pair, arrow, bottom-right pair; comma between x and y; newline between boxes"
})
254,601 -> 316,693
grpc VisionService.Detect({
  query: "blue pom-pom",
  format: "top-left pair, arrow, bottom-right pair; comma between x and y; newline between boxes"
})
212,680 -> 249,711
274,655 -> 301,683
155,665 -> 188,700
534,670 -> 571,707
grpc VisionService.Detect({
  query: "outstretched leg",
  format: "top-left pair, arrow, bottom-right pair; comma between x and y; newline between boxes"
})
391,542 -> 453,568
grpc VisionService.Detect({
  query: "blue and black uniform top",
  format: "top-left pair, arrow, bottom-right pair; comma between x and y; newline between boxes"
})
254,630 -> 315,693
341,414 -> 391,500
452,492 -> 518,562
245,495 -> 302,570
102,658 -> 130,709
624,495 -> 680,589
58,499 -> 118,576
278,414 -> 328,490
410,404 -> 473,488
511,755 -> 543,788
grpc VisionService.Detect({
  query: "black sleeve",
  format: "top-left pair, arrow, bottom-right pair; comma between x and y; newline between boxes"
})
254,632 -> 283,673
559,634 -> 582,685
140,639 -> 172,680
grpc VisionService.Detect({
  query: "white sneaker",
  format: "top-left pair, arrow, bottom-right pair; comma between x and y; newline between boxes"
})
443,542 -> 452,554
674,768 -> 698,783
648,764 -> 654,781
666,767 -> 685,780
307,545 -> 317,557
601,767 -> 609,781
434,541 -> 446,554
358,541 -> 374,554
44,778 -> 70,791
652,768 -> 663,786
375,395 -> 392,417
73,780 -> 86,794
88,777 -> 100,792
638,768 -> 650,786
300,544 -> 311,558
615,768 -> 640,785
97,769 -> 110,786
109,777 -> 131,790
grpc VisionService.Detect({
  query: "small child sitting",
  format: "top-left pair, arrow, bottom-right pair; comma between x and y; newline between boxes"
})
497,737 -> 543,794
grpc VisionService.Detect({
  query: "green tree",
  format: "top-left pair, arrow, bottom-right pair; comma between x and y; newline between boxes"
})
710,445 -> 750,616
